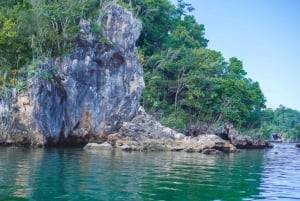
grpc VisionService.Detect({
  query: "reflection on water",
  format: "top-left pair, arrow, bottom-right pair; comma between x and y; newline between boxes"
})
0,144 -> 299,201
0,148 -> 44,201
138,151 -> 264,201
254,143 -> 300,200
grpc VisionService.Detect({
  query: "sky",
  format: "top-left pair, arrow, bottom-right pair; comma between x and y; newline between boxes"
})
170,0 -> 300,111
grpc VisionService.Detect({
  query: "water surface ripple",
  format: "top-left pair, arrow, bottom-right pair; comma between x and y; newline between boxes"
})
0,144 -> 299,201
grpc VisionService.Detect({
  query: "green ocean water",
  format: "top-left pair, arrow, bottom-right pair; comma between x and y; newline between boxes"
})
0,143 -> 299,201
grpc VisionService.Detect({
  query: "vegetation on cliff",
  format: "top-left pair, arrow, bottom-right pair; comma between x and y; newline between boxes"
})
0,0 -> 103,88
0,0 -> 299,141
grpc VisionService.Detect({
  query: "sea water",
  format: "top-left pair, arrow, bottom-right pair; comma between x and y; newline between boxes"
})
0,143 -> 299,201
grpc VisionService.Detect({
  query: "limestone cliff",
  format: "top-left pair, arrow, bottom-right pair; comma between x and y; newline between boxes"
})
0,5 -> 144,145
0,5 -> 238,153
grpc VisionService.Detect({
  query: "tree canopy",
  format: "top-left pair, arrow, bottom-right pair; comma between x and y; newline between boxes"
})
119,0 -> 266,131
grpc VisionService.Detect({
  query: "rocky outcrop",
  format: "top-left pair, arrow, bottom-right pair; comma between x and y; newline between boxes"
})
84,142 -> 114,151
0,90 -> 43,146
31,5 -> 143,144
0,5 -> 265,153
185,122 -> 209,137
216,124 -> 273,149
183,123 -> 273,149
0,5 -> 143,146
85,107 -> 237,153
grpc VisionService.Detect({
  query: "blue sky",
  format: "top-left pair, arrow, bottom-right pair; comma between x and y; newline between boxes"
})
170,0 -> 300,111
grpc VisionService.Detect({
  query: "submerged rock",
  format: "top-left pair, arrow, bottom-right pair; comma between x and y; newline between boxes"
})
84,142 -> 113,151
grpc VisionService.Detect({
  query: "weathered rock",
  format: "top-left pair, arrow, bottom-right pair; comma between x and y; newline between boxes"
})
202,149 -> 219,155
32,5 -> 143,143
215,124 -> 231,141
0,90 -> 43,146
103,108 -> 237,153
229,131 -> 273,149
215,124 -> 273,149
0,5 -> 144,145
83,142 -> 113,150
105,107 -> 183,151
116,107 -> 185,142
186,123 -> 273,150
106,134 -> 237,153
185,122 -> 209,137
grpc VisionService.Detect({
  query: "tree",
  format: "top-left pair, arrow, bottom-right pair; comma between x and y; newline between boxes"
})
0,11 -> 18,86
127,0 -> 267,131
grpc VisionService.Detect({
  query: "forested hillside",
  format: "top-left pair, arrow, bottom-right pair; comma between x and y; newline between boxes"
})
0,0 -> 299,140
119,0 -> 266,129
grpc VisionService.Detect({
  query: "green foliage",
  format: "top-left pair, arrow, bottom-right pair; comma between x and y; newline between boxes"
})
244,106 -> 300,141
0,0 -> 106,95
92,23 -> 101,34
161,108 -> 188,131
16,81 -> 27,92
0,12 -> 16,45
267,106 -> 300,141
143,44 -> 265,130
0,10 -> 17,68
122,0 -> 267,132
0,0 -> 103,70
119,0 -> 207,56
40,71 -> 52,80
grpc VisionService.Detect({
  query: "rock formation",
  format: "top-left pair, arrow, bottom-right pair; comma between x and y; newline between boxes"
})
215,124 -> 273,149
31,5 -> 144,144
85,107 -> 237,153
0,5 -> 269,153
0,5 -> 143,146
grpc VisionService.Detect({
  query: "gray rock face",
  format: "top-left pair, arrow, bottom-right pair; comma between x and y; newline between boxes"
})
216,124 -> 273,149
0,90 -> 42,146
32,5 -> 144,143
102,107 -> 237,153
0,5 -> 144,145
